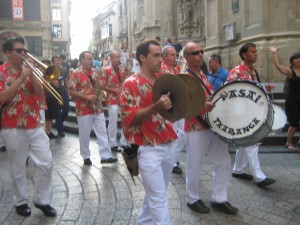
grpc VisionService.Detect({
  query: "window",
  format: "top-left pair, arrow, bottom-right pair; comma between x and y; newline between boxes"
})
0,0 -> 12,19
53,25 -> 62,38
24,0 -> 40,20
52,0 -> 61,3
52,8 -> 61,21
25,36 -> 42,56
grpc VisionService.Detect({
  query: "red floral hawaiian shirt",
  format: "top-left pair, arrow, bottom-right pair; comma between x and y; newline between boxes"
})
184,70 -> 214,132
157,62 -> 180,76
118,73 -> 177,146
0,63 -> 42,128
103,65 -> 125,106
68,66 -> 104,116
227,62 -> 258,82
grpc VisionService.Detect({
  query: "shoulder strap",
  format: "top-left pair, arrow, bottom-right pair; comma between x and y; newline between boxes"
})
253,69 -> 261,83
87,75 -> 95,87
186,68 -> 212,95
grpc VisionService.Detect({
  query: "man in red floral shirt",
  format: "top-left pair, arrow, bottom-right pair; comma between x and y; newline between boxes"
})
103,50 -> 128,152
228,43 -> 276,187
158,45 -> 185,175
0,37 -> 56,217
183,41 -> 238,215
119,39 -> 177,224
68,51 -> 117,165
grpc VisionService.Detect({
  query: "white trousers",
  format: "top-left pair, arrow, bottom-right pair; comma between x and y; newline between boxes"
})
138,142 -> 175,225
107,104 -> 127,147
1,127 -> 53,206
232,144 -> 266,182
186,130 -> 231,204
77,113 -> 112,160
172,119 -> 186,166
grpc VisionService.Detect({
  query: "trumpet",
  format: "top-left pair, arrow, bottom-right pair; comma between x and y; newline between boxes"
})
22,53 -> 64,106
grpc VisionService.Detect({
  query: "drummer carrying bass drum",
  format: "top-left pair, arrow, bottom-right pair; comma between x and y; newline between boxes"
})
183,41 -> 238,215
228,42 -> 276,187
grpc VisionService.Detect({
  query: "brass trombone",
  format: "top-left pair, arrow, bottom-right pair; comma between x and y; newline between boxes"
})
22,53 -> 64,106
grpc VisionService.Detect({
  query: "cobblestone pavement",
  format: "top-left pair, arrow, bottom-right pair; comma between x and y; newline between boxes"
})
0,133 -> 300,225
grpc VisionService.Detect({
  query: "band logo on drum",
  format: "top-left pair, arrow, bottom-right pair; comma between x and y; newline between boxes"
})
212,117 -> 260,136
226,89 -> 262,104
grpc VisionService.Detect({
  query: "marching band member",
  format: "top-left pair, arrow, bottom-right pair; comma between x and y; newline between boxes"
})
103,50 -> 128,152
119,39 -> 177,225
68,51 -> 117,165
228,43 -> 276,187
158,45 -> 185,174
0,37 -> 56,217
184,41 -> 238,214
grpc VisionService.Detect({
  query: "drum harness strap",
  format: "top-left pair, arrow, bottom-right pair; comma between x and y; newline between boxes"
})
186,68 -> 211,129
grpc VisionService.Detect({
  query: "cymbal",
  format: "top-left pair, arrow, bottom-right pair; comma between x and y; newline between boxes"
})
177,74 -> 205,119
152,74 -> 189,122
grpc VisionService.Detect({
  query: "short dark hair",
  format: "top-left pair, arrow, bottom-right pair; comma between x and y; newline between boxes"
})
3,37 -> 25,52
289,53 -> 300,65
239,43 -> 256,60
209,53 -> 222,65
155,36 -> 161,42
79,51 -> 91,64
51,55 -> 60,64
136,39 -> 160,65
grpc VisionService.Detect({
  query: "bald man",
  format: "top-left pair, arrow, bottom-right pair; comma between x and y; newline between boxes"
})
103,50 -> 128,152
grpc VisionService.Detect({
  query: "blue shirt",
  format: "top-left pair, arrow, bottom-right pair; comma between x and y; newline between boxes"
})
208,67 -> 229,91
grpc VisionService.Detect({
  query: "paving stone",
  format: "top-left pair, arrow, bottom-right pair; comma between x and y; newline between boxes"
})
0,133 -> 300,224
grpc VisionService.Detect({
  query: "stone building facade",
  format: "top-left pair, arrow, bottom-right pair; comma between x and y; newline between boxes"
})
0,0 -> 71,61
93,0 -> 300,82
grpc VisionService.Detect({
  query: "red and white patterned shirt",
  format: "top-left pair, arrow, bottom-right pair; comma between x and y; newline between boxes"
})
118,73 -> 177,146
227,62 -> 258,82
103,65 -> 125,106
68,66 -> 104,116
184,69 -> 214,132
157,62 -> 180,76
0,63 -> 42,129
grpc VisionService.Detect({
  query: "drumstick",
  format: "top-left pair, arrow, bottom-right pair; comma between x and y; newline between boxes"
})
213,91 -> 228,104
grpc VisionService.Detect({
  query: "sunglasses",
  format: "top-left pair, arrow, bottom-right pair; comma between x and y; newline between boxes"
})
188,50 -> 204,55
11,48 -> 28,54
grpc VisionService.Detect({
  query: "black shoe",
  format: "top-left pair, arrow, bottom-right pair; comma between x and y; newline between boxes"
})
15,204 -> 31,216
34,204 -> 57,217
83,158 -> 92,165
0,146 -> 6,152
172,165 -> 182,174
101,157 -> 118,164
47,132 -> 58,139
111,146 -> 122,152
232,173 -> 253,180
211,202 -> 238,215
58,132 -> 65,137
257,178 -> 276,187
187,199 -> 210,213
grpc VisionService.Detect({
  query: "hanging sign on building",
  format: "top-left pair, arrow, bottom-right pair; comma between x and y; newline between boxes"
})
12,0 -> 24,20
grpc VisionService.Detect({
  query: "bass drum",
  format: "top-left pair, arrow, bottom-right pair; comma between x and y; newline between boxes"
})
271,103 -> 287,132
206,80 -> 274,147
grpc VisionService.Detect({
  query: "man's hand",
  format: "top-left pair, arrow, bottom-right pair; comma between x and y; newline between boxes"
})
204,101 -> 215,112
155,92 -> 172,111
87,95 -> 97,103
265,83 -> 275,92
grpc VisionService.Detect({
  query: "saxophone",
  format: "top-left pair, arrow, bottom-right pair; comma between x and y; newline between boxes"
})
91,79 -> 106,111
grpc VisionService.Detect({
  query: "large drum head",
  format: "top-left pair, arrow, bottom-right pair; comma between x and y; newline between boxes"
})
271,104 -> 287,132
177,74 -> 205,119
152,74 -> 189,122
206,80 -> 273,146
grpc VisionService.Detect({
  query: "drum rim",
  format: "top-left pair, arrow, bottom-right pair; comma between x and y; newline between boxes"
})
206,80 -> 274,146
